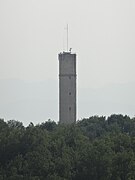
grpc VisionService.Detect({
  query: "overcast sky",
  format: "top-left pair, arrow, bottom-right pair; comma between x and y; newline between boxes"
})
0,0 -> 135,125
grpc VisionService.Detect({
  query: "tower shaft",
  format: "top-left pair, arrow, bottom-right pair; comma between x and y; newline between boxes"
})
59,52 -> 76,124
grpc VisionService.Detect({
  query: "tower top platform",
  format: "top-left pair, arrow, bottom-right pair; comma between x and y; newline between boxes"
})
58,51 -> 76,57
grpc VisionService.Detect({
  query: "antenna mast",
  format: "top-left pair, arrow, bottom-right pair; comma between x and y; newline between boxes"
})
67,24 -> 68,52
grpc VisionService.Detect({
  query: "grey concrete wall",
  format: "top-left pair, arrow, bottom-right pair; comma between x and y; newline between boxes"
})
59,52 -> 76,124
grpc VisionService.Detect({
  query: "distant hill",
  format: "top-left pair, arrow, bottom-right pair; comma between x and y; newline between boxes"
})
0,78 -> 135,125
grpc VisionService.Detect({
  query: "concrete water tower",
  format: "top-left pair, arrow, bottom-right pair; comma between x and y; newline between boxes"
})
58,50 -> 76,124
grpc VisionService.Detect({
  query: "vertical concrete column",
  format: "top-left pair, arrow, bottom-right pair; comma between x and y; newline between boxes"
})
58,52 -> 76,124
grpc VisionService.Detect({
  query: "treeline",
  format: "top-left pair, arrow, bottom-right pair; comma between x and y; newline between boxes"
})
0,114 -> 135,179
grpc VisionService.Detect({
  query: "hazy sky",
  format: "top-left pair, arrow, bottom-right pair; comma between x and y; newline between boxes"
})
0,0 -> 135,125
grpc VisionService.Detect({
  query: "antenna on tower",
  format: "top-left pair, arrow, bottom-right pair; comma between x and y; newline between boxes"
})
66,24 -> 68,52
63,24 -> 70,52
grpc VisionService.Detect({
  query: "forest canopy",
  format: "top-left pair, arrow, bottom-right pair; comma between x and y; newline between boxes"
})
0,114 -> 135,180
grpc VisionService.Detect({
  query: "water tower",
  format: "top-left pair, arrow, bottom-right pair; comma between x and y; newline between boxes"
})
58,50 -> 76,124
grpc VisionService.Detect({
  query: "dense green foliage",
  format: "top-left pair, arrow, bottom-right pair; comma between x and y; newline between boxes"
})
0,115 -> 135,179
